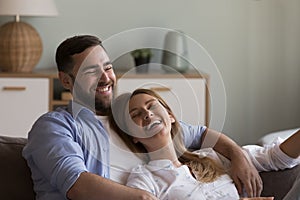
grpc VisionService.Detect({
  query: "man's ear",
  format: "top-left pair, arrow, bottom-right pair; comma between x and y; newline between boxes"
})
58,71 -> 73,90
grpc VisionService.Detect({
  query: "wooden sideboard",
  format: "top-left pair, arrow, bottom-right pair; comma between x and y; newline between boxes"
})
0,69 -> 68,137
0,68 -> 209,137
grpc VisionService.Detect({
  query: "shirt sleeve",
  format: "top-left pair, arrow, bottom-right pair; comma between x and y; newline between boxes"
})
179,121 -> 206,150
242,137 -> 300,172
22,112 -> 88,198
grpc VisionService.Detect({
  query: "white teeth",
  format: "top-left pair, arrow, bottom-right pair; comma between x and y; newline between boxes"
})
146,120 -> 161,131
97,86 -> 109,92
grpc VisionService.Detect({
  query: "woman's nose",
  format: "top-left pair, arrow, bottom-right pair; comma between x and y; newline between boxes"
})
143,110 -> 153,120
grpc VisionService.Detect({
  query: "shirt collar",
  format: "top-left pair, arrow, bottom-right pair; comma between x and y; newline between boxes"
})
147,159 -> 175,170
67,100 -> 96,119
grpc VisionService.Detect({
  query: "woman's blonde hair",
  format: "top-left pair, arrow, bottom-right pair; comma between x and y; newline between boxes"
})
110,88 -> 225,182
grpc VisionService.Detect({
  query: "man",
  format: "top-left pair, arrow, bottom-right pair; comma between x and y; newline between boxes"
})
23,35 -> 262,200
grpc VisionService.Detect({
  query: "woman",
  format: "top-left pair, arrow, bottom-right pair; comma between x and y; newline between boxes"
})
110,88 -> 299,200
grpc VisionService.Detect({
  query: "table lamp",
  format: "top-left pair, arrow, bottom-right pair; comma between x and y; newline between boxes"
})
0,0 -> 58,72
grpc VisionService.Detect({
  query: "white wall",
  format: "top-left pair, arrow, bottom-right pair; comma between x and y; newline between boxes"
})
1,0 -> 299,145
246,0 -> 300,144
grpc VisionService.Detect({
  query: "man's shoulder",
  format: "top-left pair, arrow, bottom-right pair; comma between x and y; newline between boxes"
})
39,106 -> 72,121
29,107 -> 76,132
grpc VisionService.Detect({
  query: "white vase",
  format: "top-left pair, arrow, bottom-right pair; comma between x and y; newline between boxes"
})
161,30 -> 189,73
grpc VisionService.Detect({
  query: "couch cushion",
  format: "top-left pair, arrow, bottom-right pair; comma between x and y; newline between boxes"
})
260,165 -> 300,199
0,135 -> 35,200
0,135 -> 298,200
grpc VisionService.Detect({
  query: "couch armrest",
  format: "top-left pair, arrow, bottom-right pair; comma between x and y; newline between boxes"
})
0,135 -> 35,200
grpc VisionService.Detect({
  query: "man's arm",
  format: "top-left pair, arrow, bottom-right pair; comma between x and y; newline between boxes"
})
67,172 -> 158,200
202,128 -> 263,197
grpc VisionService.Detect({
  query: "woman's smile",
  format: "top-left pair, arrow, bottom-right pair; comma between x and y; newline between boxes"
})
144,119 -> 163,133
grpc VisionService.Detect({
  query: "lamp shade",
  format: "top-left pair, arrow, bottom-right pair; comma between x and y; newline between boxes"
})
0,0 -> 58,16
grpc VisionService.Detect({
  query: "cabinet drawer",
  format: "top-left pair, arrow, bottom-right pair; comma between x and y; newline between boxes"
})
0,78 -> 49,137
116,78 -> 206,125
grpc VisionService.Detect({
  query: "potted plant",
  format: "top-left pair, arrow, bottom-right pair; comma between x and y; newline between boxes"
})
131,48 -> 152,73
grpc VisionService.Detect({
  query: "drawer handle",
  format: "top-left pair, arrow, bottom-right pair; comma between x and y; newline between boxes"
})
2,86 -> 26,91
149,87 -> 171,92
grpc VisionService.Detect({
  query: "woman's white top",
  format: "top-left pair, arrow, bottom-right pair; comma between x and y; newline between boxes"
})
242,138 -> 299,171
127,138 -> 300,200
127,159 -> 239,200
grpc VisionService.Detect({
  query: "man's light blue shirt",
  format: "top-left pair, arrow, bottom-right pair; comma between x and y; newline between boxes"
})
22,102 -> 206,200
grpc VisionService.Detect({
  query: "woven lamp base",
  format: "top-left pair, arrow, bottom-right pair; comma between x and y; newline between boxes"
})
0,21 -> 42,73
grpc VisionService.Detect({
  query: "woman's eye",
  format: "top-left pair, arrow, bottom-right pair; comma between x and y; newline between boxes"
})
130,112 -> 140,119
148,103 -> 157,110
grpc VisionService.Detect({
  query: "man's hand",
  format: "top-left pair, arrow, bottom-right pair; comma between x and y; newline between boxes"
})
204,129 -> 263,197
67,172 -> 159,200
230,152 -> 263,197
132,188 -> 160,200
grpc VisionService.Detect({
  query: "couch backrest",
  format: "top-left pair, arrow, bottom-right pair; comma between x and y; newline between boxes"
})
0,136 -> 35,200
0,135 -> 299,200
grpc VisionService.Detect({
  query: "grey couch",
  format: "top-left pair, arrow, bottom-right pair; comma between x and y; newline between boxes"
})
0,135 -> 299,200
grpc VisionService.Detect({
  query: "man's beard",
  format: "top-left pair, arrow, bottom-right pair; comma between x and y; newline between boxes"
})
72,82 -> 113,115
95,94 -> 112,116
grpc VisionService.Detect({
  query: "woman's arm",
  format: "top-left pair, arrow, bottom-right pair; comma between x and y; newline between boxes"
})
279,130 -> 300,159
240,197 -> 274,200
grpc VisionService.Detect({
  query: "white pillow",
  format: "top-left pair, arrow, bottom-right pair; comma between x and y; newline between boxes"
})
257,128 -> 300,145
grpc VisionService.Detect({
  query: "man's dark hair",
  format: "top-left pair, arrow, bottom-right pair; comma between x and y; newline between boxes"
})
55,35 -> 103,72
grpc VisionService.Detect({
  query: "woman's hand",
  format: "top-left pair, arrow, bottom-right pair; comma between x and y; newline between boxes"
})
240,197 -> 274,200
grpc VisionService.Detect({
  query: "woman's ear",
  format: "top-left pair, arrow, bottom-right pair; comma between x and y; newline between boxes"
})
169,114 -> 176,123
59,71 -> 73,90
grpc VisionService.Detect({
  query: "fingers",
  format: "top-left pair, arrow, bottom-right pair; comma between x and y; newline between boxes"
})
232,172 -> 263,197
251,176 -> 256,197
136,189 -> 159,200
243,177 -> 254,197
241,175 -> 263,197
250,169 -> 263,197
255,175 -> 263,197
232,175 -> 243,195
229,150 -> 263,197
